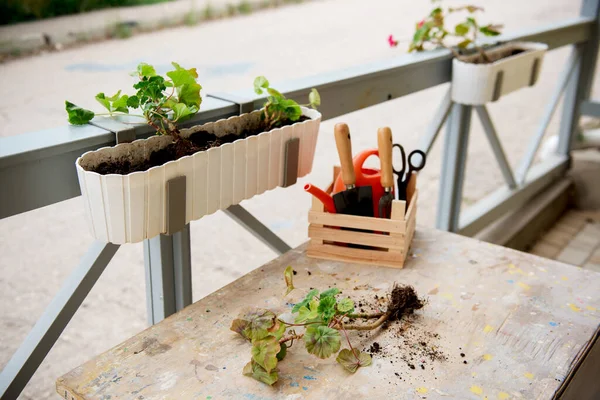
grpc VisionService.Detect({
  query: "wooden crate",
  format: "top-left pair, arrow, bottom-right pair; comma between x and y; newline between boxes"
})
307,167 -> 418,268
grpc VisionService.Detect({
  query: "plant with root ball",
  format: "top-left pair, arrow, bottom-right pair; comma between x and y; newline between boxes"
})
230,266 -> 425,385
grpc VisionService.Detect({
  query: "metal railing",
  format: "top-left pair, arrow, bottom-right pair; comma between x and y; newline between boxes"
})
0,0 -> 599,398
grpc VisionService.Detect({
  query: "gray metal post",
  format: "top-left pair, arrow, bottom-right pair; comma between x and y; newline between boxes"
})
557,0 -> 600,155
436,103 -> 473,232
0,242 -> 120,400
225,204 -> 292,255
143,225 -> 192,325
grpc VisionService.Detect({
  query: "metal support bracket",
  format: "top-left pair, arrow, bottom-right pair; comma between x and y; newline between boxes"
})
143,176 -> 192,325
283,138 -> 300,187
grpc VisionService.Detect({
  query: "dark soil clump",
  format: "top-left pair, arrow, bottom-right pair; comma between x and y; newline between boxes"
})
387,284 -> 425,321
87,116 -> 309,175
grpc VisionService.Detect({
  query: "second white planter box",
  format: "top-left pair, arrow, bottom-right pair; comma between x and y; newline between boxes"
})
76,107 -> 321,244
451,41 -> 548,105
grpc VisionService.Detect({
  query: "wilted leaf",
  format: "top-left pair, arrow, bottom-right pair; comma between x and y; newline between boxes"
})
284,266 -> 294,296
480,24 -> 502,36
65,101 -> 94,125
243,360 -> 278,385
304,326 -> 341,359
267,319 -> 286,340
230,309 -> 276,341
309,88 -> 320,108
251,337 -> 280,373
336,349 -> 372,373
457,39 -> 472,49
292,289 -> 319,313
337,298 -> 354,313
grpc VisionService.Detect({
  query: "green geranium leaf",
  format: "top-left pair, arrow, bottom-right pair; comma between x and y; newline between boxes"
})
455,23 -> 469,36
65,101 -> 95,125
254,76 -> 269,95
266,87 -> 283,98
167,62 -> 199,85
230,308 -> 276,341
295,304 -> 319,323
95,92 -> 111,112
281,99 -> 302,121
135,63 -> 157,78
309,88 -> 320,108
337,298 -> 354,313
317,295 -> 336,322
112,93 -> 129,114
304,326 -> 341,359
243,360 -> 278,385
284,266 -> 295,296
292,289 -> 319,313
251,337 -> 280,373
320,288 -> 340,298
276,342 -> 287,361
127,95 -> 140,108
413,24 -> 430,43
336,349 -> 372,373
95,91 -> 129,114
176,82 -> 202,108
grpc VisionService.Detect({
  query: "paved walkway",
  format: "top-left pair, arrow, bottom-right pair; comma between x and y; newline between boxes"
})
0,0 -> 597,398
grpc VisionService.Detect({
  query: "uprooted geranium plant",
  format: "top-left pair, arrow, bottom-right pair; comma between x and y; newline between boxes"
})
230,266 -> 425,385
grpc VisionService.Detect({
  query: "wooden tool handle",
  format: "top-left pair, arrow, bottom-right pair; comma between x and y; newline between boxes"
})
334,123 -> 356,187
377,127 -> 394,189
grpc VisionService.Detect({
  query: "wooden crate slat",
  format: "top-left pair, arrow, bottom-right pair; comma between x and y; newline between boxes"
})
308,225 -> 404,250
307,241 -> 405,269
308,211 -> 405,233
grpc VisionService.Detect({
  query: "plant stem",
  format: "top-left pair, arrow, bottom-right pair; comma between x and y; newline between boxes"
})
346,312 -> 384,320
344,311 -> 392,331
339,322 -> 361,362
279,320 -> 322,327
279,333 -> 303,344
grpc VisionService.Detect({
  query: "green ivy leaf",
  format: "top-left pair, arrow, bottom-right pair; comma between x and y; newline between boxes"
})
171,103 -> 197,121
251,337 -> 280,373
304,326 -> 341,359
309,88 -> 320,108
135,63 -> 157,78
254,76 -> 269,95
284,266 -> 295,296
276,342 -> 287,361
336,349 -> 372,373
65,101 -> 95,125
479,24 -> 502,36
457,39 -> 472,49
292,289 -> 319,313
320,288 -> 340,298
317,296 -> 336,322
337,298 -> 355,313
230,308 -> 277,341
243,360 -> 278,385
455,23 -> 469,36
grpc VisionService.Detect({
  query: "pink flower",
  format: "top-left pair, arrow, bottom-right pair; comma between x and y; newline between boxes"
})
417,19 -> 425,29
388,34 -> 398,48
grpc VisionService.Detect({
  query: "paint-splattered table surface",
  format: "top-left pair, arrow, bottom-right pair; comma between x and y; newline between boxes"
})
57,227 -> 600,399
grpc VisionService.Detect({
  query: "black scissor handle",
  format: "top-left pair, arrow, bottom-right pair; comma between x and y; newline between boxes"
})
406,150 -> 427,175
392,143 -> 406,176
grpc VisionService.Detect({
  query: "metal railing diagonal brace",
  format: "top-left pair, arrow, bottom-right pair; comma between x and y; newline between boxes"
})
474,106 -> 517,189
558,0 -> 600,155
515,49 -> 580,183
0,242 -> 120,400
418,87 -> 453,158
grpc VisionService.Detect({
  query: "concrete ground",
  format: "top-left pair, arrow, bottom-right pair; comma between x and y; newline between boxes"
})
0,0 -> 598,398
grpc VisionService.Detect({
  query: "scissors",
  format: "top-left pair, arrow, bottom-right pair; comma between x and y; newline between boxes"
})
392,144 -> 426,201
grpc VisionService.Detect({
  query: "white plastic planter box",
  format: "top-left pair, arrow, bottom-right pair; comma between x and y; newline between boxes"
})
76,107 -> 321,244
451,42 -> 548,105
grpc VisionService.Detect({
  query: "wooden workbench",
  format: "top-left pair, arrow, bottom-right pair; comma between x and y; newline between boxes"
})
57,227 -> 600,399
